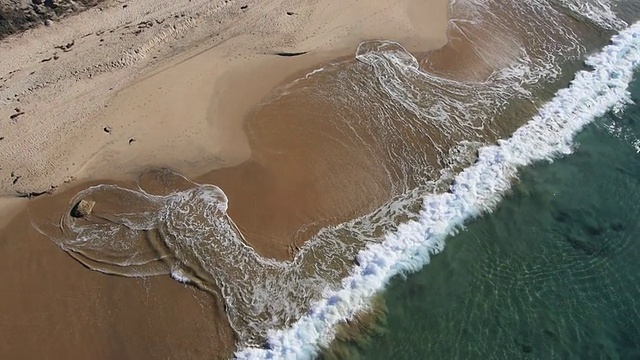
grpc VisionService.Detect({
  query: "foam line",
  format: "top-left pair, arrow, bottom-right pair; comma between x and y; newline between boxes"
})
556,0 -> 627,30
235,22 -> 640,359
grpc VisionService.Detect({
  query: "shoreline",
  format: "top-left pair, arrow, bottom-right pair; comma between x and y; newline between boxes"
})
0,0 -> 449,357
0,0 -> 449,227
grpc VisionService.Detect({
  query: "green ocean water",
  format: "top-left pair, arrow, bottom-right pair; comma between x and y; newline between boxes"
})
355,75 -> 640,359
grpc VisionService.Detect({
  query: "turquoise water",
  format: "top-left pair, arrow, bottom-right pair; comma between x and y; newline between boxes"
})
355,75 -> 640,359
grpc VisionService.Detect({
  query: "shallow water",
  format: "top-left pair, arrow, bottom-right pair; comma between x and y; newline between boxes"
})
354,75 -> 640,359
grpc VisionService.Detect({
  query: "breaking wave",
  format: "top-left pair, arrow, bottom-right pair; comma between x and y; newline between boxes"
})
235,21 -> 640,359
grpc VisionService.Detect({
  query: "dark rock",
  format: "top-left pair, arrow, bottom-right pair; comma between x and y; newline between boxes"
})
103,126 -> 111,133
44,0 -> 57,9
240,5 -> 248,10
70,199 -> 95,218
1,0 -> 107,38
565,234 -> 600,256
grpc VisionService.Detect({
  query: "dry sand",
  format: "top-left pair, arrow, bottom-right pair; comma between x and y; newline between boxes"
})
0,0 -> 449,357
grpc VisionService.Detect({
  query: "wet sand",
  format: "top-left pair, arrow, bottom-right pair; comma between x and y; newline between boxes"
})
0,0 -> 450,357
199,75 -> 397,260
0,186 -> 236,359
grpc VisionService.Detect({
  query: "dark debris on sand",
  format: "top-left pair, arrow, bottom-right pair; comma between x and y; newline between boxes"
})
0,0 -> 108,40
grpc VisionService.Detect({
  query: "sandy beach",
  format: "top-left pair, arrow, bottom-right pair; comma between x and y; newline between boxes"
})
0,0 -> 449,357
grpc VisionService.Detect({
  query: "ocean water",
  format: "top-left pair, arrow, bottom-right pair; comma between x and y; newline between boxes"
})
32,0 -> 640,359
352,74 -> 640,359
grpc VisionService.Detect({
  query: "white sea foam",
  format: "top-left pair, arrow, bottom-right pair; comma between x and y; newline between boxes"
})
304,68 -> 325,79
235,21 -> 640,360
557,0 -> 627,30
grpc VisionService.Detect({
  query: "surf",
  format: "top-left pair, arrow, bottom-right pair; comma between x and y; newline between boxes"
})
234,20 -> 640,360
